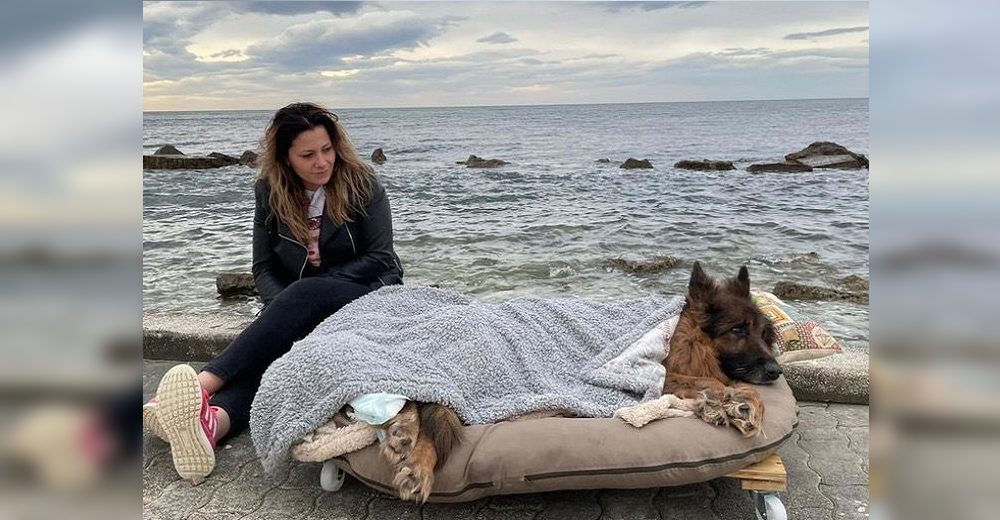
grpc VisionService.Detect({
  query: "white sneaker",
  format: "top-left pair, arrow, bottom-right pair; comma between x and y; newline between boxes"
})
155,364 -> 218,482
142,396 -> 168,442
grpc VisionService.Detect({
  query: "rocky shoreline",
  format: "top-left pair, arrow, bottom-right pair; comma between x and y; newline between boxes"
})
144,141 -> 868,172
453,141 -> 868,172
143,145 -> 259,170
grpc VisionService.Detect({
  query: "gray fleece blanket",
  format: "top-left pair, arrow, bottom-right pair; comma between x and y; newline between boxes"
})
250,285 -> 684,473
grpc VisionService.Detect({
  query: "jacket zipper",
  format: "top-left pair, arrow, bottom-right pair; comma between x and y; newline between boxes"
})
278,232 -> 308,280
345,226 -> 357,254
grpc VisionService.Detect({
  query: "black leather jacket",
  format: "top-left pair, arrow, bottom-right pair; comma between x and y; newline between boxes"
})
252,177 -> 404,305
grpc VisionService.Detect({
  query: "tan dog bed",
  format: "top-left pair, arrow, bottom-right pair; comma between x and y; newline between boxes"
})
321,376 -> 797,502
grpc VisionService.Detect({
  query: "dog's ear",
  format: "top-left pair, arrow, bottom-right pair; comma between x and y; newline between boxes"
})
728,265 -> 751,297
729,265 -> 750,298
688,261 -> 714,302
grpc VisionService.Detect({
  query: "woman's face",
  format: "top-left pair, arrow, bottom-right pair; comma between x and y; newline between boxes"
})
287,126 -> 336,190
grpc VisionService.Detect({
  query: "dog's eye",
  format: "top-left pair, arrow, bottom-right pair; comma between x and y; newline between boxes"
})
731,325 -> 748,337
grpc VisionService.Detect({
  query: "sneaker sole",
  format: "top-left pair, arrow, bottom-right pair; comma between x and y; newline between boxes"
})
142,403 -> 168,442
156,365 -> 215,481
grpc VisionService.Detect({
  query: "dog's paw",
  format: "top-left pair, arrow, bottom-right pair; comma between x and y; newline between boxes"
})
393,462 -> 433,503
723,386 -> 764,437
392,433 -> 437,503
695,390 -> 730,428
380,402 -> 420,465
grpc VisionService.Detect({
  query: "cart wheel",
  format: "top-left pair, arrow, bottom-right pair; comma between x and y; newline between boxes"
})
320,461 -> 346,492
752,491 -> 787,520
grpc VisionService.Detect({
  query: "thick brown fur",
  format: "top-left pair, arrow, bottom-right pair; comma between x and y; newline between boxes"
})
663,262 -> 782,437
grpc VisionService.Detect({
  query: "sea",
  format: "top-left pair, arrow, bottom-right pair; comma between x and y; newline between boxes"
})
143,98 -> 869,349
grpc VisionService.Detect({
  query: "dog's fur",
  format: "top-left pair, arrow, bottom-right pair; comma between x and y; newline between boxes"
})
378,262 -> 781,502
662,262 -> 782,436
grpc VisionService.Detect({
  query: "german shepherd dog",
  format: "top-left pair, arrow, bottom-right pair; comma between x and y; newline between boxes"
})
661,262 -> 782,436
379,262 -> 781,502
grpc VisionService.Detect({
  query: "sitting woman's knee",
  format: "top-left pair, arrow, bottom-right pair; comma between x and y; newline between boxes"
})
269,277 -> 334,305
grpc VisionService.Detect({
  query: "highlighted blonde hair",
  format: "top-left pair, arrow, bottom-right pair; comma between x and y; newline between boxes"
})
257,102 -> 375,244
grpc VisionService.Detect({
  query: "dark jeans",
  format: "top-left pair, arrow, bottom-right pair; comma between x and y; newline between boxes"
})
202,277 -> 375,438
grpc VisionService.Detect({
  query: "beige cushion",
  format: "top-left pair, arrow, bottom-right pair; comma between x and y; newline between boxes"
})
751,289 -> 844,363
331,376 -> 798,502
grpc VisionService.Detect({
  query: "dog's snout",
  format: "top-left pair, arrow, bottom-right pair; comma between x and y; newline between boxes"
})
763,362 -> 782,381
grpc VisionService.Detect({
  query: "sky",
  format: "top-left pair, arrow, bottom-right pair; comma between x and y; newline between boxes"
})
144,0 -> 869,110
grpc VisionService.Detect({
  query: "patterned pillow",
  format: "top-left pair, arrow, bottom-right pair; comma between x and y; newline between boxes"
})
751,288 -> 843,363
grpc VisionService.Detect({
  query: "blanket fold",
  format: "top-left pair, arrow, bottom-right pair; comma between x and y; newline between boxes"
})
250,285 -> 683,474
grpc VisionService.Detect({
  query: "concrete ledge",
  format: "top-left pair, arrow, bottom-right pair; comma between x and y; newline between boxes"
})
143,313 -> 252,361
143,313 -> 869,404
781,350 -> 868,404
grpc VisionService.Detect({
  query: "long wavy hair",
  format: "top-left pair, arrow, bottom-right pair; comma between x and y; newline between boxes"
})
257,102 -> 375,244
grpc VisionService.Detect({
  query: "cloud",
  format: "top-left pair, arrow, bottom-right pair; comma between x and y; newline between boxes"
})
663,45 -> 869,74
596,1 -> 707,12
142,0 -> 364,52
143,3 -> 459,80
235,1 -> 364,16
209,49 -> 244,59
785,26 -> 869,40
716,47 -> 771,57
143,2 -> 228,52
143,0 -> 869,109
143,2 -> 244,80
477,32 -> 518,44
245,11 -> 458,71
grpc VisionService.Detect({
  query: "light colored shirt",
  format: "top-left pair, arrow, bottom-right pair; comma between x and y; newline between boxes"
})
304,188 -> 325,267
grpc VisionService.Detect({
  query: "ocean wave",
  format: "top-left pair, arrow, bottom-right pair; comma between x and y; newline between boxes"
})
749,252 -> 821,266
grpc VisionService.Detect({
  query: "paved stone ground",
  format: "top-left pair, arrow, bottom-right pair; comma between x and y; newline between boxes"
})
143,360 -> 869,520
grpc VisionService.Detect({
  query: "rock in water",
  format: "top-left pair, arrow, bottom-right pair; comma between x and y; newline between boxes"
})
371,148 -> 386,164
747,163 -> 813,173
838,275 -> 869,292
608,255 -> 681,274
620,158 -> 653,169
144,154 -> 235,169
208,152 -> 240,166
239,150 -> 259,166
674,159 -> 735,171
154,144 -> 184,155
216,272 -> 257,298
772,281 -> 867,304
785,142 -> 869,169
459,154 -> 509,168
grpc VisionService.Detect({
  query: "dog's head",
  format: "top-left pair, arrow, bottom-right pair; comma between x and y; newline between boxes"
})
686,262 -> 782,384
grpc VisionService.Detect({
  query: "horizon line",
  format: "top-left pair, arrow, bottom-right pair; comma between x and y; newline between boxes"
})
143,95 -> 869,114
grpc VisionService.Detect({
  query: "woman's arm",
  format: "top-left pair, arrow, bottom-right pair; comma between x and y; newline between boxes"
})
251,181 -> 289,305
324,179 -> 400,285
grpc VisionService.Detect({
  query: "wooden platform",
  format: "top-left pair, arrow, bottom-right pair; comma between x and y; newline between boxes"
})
724,453 -> 787,492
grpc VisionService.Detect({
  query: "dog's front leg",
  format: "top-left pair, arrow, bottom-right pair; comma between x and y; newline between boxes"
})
380,401 -> 420,465
379,402 -> 437,503
664,373 -> 731,427
392,429 -> 437,503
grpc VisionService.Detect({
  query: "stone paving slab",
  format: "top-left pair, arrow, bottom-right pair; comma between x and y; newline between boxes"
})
143,360 -> 870,519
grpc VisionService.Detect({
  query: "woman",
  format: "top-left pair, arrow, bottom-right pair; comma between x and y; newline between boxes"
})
143,102 -> 403,481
